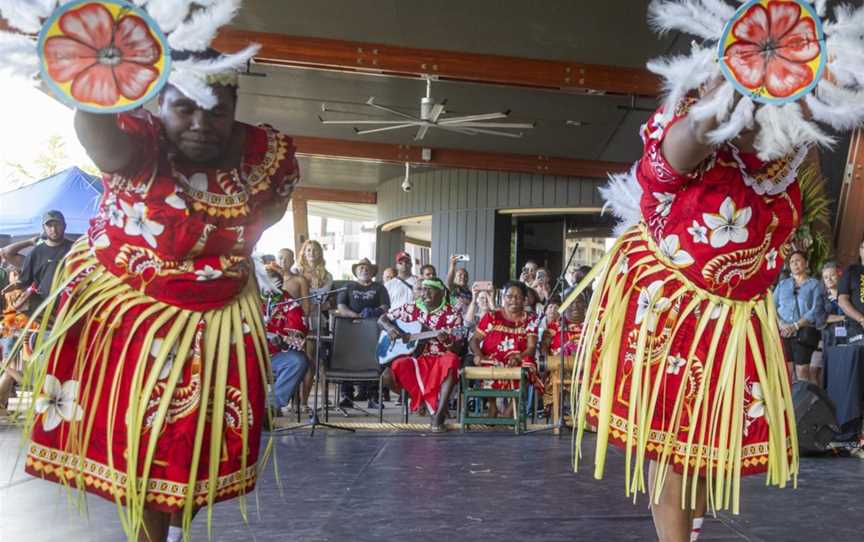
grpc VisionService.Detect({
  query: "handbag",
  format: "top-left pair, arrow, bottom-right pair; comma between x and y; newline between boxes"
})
793,284 -> 821,350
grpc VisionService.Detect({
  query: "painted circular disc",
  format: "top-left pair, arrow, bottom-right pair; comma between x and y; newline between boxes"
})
718,0 -> 825,105
38,0 -> 171,113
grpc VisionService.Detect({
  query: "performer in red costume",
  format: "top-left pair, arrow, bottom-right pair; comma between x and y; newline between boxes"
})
564,2 -> 864,541
0,3 -> 296,540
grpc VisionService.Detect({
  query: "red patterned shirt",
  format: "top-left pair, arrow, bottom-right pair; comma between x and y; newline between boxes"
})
475,310 -> 539,364
87,110 -> 299,311
386,302 -> 463,357
636,102 -> 802,300
544,318 -> 583,356
265,294 -> 308,354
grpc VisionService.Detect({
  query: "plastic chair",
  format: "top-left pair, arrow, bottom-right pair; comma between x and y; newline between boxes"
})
323,316 -> 384,422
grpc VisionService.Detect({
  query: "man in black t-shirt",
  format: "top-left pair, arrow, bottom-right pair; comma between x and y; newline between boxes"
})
335,258 -> 390,408
337,258 -> 390,318
1,211 -> 73,312
839,239 -> 864,341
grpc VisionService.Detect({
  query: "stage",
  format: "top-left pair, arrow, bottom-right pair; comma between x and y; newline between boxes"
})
0,423 -> 860,541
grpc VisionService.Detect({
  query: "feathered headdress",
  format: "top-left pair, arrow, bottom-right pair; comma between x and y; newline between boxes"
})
0,0 -> 259,111
648,0 -> 864,160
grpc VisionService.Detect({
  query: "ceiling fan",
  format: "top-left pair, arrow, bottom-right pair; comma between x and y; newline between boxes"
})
319,78 -> 535,141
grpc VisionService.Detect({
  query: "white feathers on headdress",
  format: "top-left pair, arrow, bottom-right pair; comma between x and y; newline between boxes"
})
252,254 -> 280,295
0,31 -> 40,82
168,43 -> 260,108
647,0 -> 726,40
599,165 -> 643,238
167,0 -> 241,52
645,0 -> 864,158
705,94 -> 754,145
647,43 -> 717,122
0,0 -> 58,34
138,0 -> 198,34
754,103 -> 835,161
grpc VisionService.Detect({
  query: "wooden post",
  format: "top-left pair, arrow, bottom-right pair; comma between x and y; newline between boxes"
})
835,129 -> 864,266
292,196 -> 308,254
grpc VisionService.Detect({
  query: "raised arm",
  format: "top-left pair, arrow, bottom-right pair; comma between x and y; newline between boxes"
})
74,111 -> 137,174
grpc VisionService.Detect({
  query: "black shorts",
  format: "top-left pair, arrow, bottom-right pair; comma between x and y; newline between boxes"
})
782,336 -> 814,366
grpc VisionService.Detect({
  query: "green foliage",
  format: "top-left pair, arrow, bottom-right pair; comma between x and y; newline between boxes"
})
795,164 -> 832,275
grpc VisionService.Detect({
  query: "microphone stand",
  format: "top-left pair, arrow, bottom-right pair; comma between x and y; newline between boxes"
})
273,287 -> 354,435
526,241 -> 580,436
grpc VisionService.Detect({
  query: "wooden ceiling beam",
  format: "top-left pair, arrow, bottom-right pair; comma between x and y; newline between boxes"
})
834,128 -> 864,265
214,28 -> 660,96
292,136 -> 628,178
292,186 -> 377,204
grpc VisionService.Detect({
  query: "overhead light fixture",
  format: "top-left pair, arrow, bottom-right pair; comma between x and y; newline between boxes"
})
401,162 -> 413,192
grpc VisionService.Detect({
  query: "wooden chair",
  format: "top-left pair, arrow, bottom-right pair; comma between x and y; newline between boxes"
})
459,366 -> 527,434
545,354 -> 574,435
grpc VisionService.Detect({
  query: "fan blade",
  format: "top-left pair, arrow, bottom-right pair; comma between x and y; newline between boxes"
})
415,125 -> 430,140
354,124 -> 418,135
429,101 -> 447,123
450,122 -> 536,129
321,119 -> 419,125
366,97 -> 422,122
438,126 -> 523,138
437,111 -> 510,125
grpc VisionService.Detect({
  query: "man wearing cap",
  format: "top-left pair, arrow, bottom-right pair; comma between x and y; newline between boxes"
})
386,251 -> 417,310
1,210 -> 72,312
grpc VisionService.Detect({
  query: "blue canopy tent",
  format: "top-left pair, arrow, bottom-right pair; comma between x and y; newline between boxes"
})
0,167 -> 101,239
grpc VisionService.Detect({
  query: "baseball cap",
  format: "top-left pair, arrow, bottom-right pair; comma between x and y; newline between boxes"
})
394,251 -> 411,263
42,210 -> 65,225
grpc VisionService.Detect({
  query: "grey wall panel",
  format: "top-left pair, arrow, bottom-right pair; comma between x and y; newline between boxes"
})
378,167 -> 604,283
375,227 -> 405,276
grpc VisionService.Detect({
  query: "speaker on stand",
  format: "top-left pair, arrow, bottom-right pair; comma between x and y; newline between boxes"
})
792,380 -> 839,455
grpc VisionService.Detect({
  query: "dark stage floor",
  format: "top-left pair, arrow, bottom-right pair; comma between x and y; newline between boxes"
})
0,424 -> 860,541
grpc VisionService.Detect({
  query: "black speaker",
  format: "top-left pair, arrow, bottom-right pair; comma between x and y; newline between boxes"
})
792,380 -> 839,455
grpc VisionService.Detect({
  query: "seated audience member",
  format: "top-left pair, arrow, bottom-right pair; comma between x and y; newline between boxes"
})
469,281 -> 543,418
278,247 -> 310,311
337,258 -> 390,319
447,254 -> 471,301
1,211 -> 73,312
263,283 -> 310,418
541,292 -> 588,411
524,287 -> 541,314
420,264 -> 437,280
839,239 -> 864,341
465,285 -> 495,330
385,251 -> 416,309
532,267 -> 552,304
379,278 -> 463,431
519,260 -> 538,284
336,258 -> 391,408
382,267 -> 396,283
774,251 -> 825,384
453,288 -> 472,319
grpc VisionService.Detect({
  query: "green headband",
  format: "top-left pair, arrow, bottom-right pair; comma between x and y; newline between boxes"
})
421,279 -> 445,290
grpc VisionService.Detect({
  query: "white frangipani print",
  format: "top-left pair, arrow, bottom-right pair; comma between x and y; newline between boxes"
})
658,234 -> 695,268
120,200 -> 165,249
35,375 -> 84,432
702,197 -> 752,249
635,281 -> 671,333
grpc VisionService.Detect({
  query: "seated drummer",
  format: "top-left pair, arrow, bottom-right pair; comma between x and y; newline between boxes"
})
541,292 -> 587,413
379,278 -> 463,431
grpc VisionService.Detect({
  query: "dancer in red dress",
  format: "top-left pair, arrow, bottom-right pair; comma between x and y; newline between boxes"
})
561,1 -> 864,539
380,278 -> 463,431
469,281 -> 543,418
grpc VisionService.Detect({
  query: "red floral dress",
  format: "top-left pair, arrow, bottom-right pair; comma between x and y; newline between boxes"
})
572,101 -> 802,512
475,310 -> 543,393
544,318 -> 583,357
388,302 -> 463,413
25,109 -> 299,515
265,294 -> 308,354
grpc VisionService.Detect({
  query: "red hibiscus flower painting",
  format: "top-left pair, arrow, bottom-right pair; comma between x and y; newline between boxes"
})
43,3 -> 163,107
724,0 -> 821,98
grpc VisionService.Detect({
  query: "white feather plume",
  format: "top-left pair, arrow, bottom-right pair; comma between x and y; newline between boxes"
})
814,0 -> 827,17
689,79 -> 735,123
0,31 -> 40,81
167,69 -> 219,110
647,0 -> 725,40
706,95 -> 754,145
142,0 -> 196,34
754,103 -> 835,161
599,165 -> 643,237
252,254 -> 280,295
700,0 -> 735,21
824,3 -> 864,36
168,0 -> 242,52
805,83 -> 864,131
647,44 -> 718,121
0,0 -> 58,34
